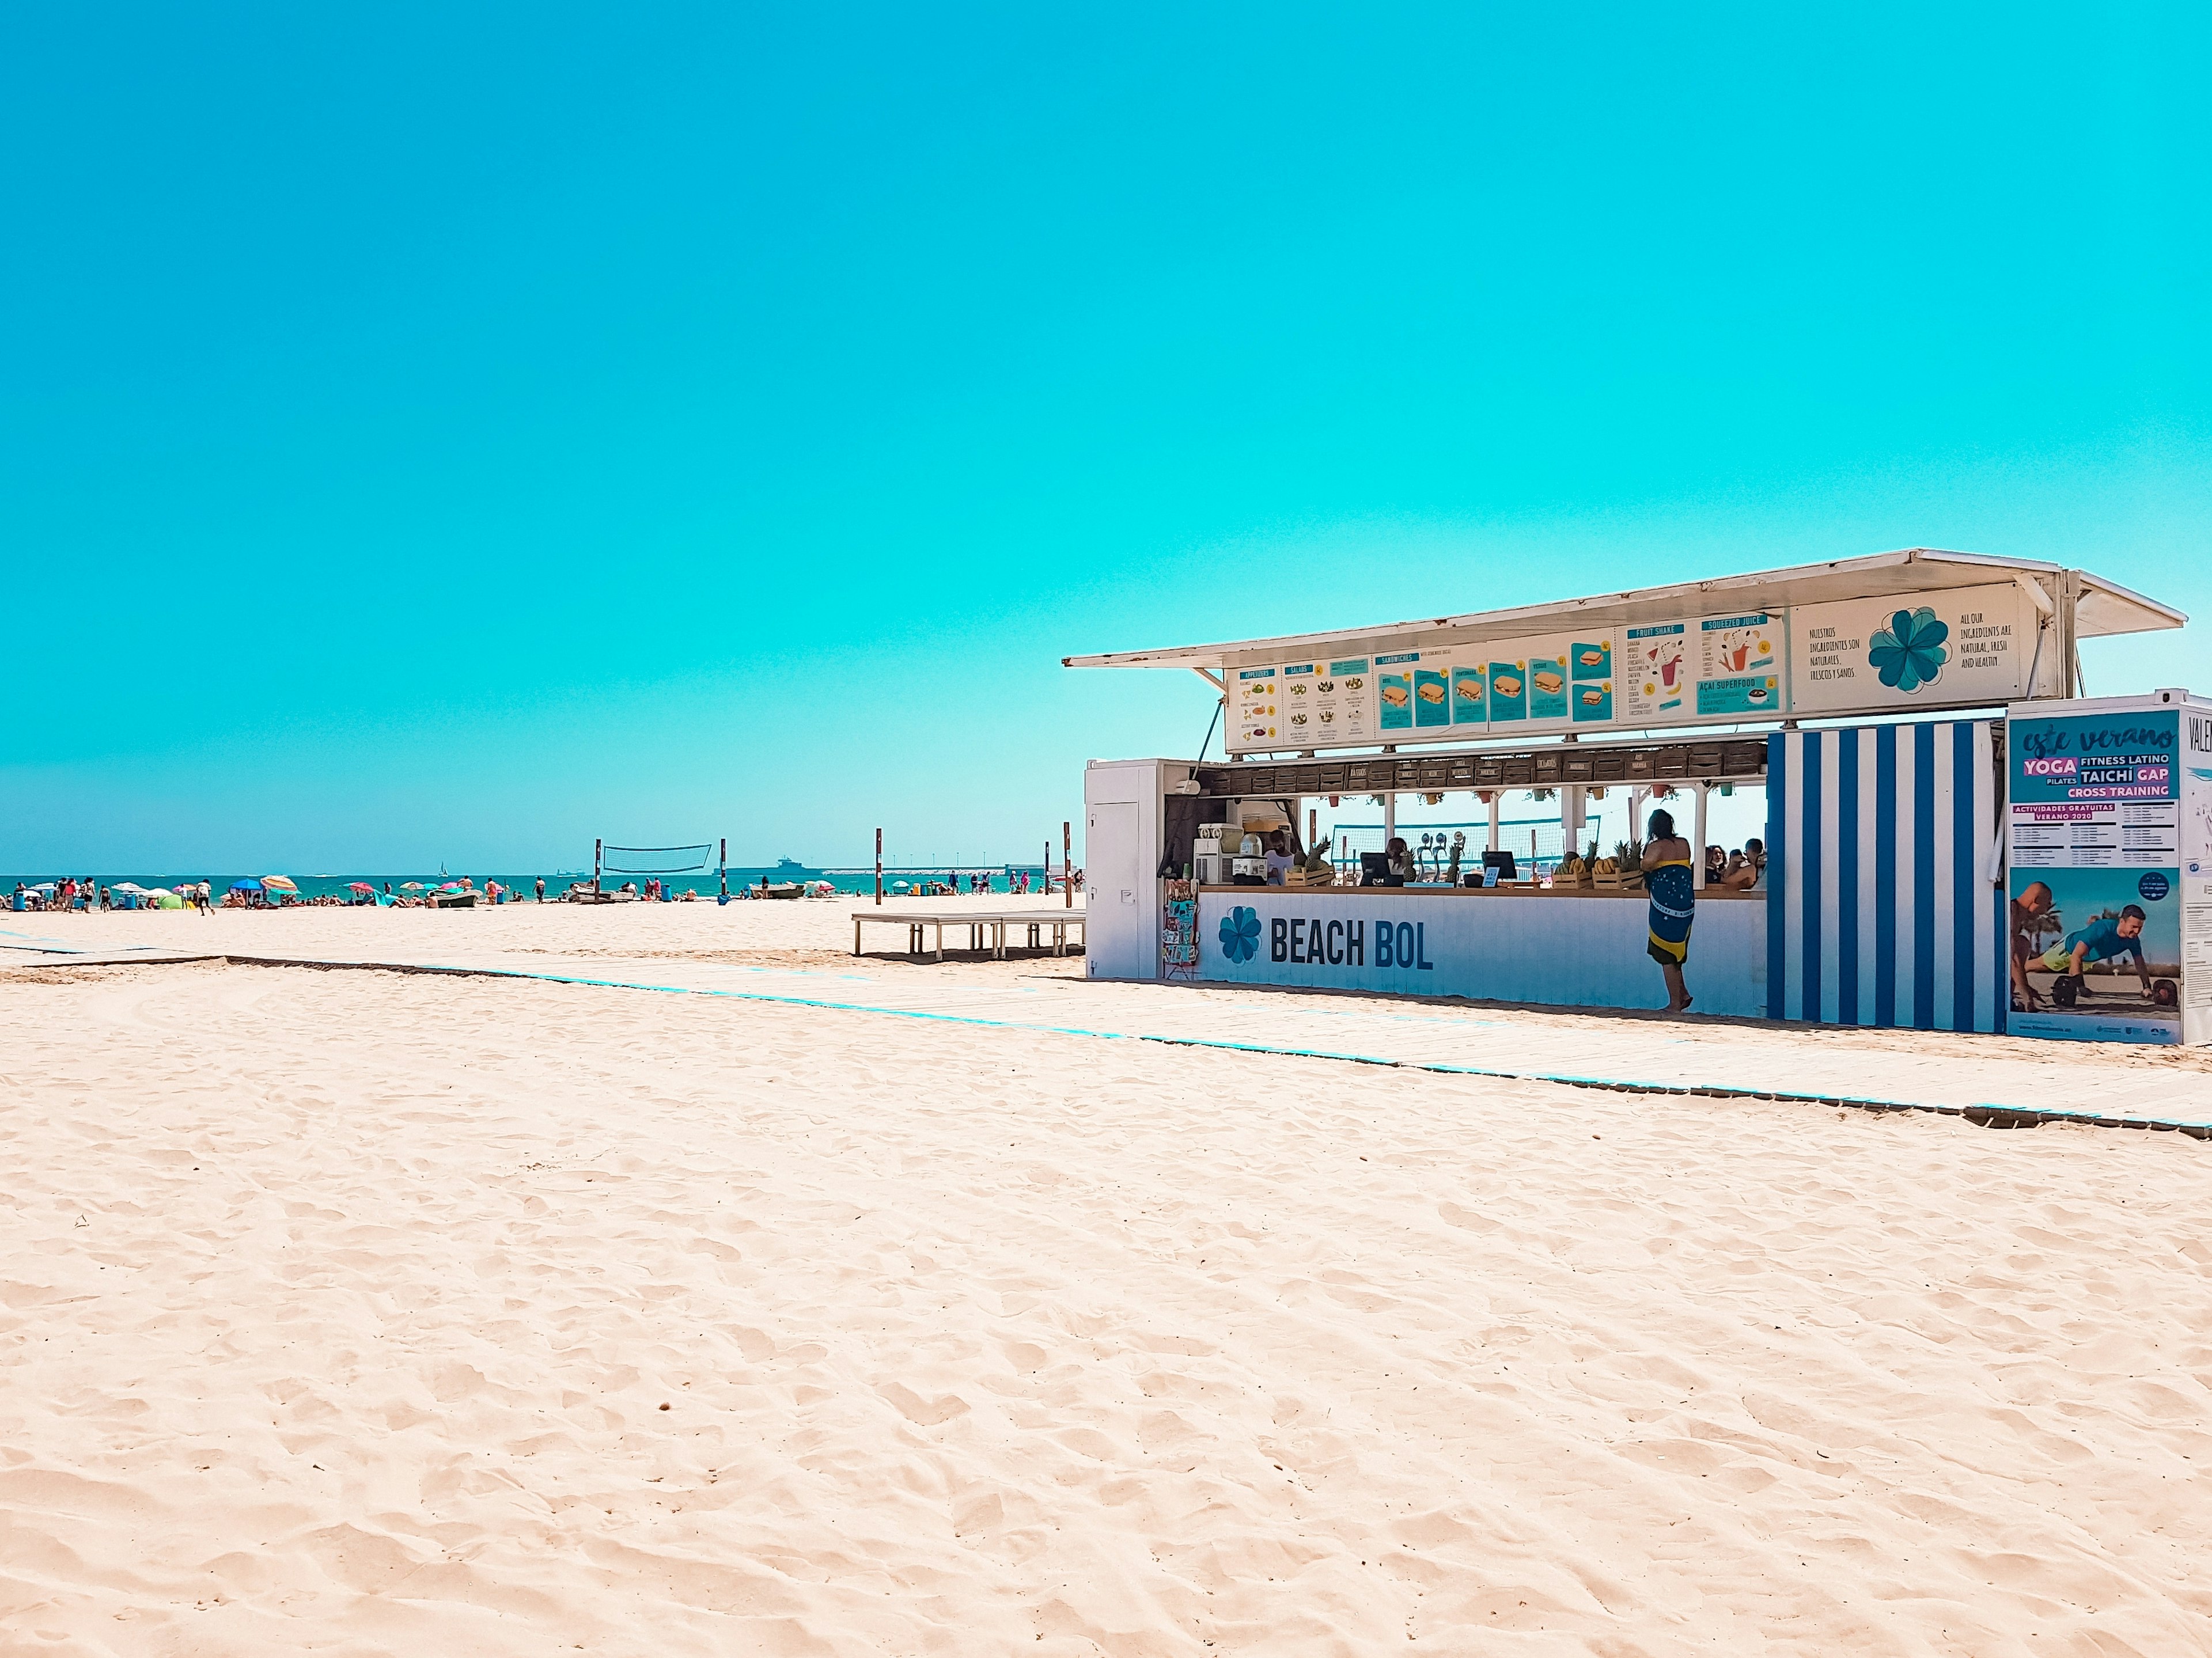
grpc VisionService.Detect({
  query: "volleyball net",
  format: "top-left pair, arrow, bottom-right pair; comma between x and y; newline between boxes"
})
597,841 -> 717,875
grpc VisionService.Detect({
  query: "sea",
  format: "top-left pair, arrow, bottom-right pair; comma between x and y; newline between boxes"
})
6,862 -> 1060,902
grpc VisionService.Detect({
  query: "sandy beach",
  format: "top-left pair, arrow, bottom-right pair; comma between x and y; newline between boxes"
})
5,899 -> 2211,1655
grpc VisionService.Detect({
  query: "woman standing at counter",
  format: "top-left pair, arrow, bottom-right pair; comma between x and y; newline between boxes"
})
1642,809 -> 1695,1014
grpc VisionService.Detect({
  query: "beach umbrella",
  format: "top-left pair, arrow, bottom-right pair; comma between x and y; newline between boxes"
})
438,880 -> 464,890
142,887 -> 175,897
262,875 -> 298,893
112,882 -> 146,894
230,879 -> 261,893
400,881 -> 424,891
348,882 -> 374,894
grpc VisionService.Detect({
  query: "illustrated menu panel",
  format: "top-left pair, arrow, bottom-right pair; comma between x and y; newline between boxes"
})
1232,666 -> 1279,749
1621,622 -> 1689,724
1695,613 -> 1782,717
1376,651 -> 1421,733
1312,658 -> 1373,744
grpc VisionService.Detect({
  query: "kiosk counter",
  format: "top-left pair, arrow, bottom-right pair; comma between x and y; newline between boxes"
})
1193,881 -> 1767,1016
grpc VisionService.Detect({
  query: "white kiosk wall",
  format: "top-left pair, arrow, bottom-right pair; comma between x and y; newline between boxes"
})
1082,758 -> 1183,981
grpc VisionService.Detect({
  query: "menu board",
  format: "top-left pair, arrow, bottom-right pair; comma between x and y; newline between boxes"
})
1312,658 -> 1373,743
1219,579 -> 2050,752
1622,622 -> 1688,724
1790,583 -> 2028,715
1233,666 -> 1280,748
1696,613 -> 1782,718
1376,651 -> 1419,732
1450,663 -> 1487,730
1571,636 -> 1613,724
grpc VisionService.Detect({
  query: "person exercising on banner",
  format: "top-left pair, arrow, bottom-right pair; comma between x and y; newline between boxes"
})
2040,904 -> 2152,999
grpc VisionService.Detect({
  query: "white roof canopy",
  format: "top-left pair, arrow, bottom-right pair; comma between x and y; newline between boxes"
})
1063,548 -> 2183,673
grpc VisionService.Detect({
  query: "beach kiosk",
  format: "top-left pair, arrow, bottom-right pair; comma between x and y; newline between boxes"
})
1068,549 -> 2196,1038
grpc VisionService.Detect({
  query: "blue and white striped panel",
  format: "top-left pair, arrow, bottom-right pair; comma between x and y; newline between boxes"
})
1765,721 -> 2002,1032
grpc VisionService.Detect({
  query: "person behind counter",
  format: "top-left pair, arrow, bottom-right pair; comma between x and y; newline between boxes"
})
1641,809 -> 1696,1014
1384,836 -> 1415,886
1719,836 -> 1764,891
1264,830 -> 1294,887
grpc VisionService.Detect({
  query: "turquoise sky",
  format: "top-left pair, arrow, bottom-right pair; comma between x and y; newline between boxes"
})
4,6 -> 2205,871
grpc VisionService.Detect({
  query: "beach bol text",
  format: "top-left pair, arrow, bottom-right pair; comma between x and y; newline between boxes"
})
1267,915 -> 1435,970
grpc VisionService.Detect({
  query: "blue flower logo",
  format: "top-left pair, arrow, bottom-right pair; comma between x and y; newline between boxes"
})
1868,606 -> 1949,693
1218,905 -> 1261,963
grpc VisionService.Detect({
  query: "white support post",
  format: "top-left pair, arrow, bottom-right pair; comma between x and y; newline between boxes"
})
1691,783 -> 1710,890
1486,792 -> 1501,852
1383,791 -> 1396,845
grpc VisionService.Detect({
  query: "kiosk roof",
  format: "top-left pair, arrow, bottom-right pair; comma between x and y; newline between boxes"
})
1062,548 -> 2182,673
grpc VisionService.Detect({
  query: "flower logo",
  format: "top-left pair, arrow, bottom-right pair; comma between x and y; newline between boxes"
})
1218,905 -> 1261,963
1868,606 -> 1949,693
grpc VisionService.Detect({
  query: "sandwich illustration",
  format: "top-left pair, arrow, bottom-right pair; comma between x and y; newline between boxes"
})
1578,649 -> 1605,667
1381,683 -> 1410,707
1417,681 -> 1445,704
1492,674 -> 1523,699
1455,679 -> 1484,701
1532,669 -> 1564,696
1581,688 -> 1603,705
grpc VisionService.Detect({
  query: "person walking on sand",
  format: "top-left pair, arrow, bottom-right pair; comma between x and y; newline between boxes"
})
1641,807 -> 1696,1013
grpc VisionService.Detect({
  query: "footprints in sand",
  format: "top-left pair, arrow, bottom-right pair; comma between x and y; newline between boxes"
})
5,958 -> 2211,1655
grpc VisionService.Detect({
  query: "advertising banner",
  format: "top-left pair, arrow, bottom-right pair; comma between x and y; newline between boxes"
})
1793,582 -> 2028,716
2008,702 -> 2183,1044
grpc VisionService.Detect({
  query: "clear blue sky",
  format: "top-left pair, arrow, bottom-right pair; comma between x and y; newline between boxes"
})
4,5 -> 2205,871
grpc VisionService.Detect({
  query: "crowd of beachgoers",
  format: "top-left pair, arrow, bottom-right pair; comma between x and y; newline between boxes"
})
11,875 -> 517,912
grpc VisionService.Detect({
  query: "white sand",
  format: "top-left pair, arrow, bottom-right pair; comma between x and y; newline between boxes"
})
5,901 -> 2210,1653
